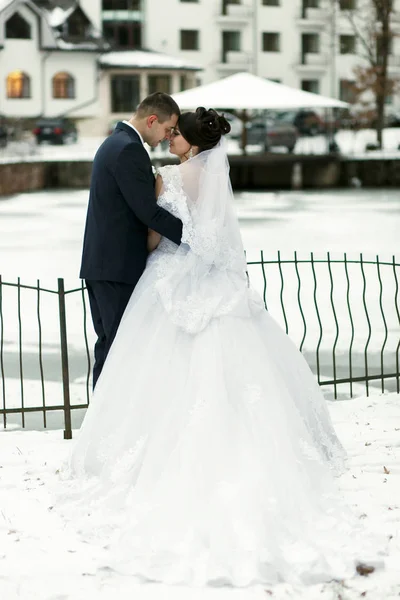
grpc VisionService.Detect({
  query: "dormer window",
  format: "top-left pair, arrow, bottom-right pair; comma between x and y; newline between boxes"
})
67,10 -> 90,37
6,12 -> 31,39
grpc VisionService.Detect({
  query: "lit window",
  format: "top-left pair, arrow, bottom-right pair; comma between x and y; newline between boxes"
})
6,71 -> 31,98
52,73 -> 75,99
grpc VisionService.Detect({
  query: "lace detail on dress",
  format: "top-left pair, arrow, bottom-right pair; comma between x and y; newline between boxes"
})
148,165 -> 262,334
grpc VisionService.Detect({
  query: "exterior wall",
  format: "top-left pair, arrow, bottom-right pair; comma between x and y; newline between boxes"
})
79,0 -> 102,32
0,1 -> 101,121
44,52 -> 101,119
144,0 -> 215,85
94,67 -> 198,136
142,0 -> 400,112
0,3 -> 43,117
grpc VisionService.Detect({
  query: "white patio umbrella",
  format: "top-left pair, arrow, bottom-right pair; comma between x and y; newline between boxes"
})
172,72 -> 347,153
172,72 -> 348,110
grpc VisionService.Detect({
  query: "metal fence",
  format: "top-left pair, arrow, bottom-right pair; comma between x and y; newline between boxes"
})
1,252 -> 399,439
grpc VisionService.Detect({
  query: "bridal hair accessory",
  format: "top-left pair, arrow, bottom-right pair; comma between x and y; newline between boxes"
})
178,107 -> 231,152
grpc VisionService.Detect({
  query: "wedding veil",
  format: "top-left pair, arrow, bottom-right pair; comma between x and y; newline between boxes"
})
155,138 -> 262,334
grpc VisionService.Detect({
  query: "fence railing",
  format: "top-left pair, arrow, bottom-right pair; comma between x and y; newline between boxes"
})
1,252 -> 399,438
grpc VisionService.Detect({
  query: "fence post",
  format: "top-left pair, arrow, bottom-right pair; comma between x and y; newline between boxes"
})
58,278 -> 72,440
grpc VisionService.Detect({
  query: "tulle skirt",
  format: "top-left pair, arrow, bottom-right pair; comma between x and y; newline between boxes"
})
61,250 -> 382,587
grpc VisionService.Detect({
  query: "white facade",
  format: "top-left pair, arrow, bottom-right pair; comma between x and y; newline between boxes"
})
0,0 -> 104,121
142,0 -> 400,109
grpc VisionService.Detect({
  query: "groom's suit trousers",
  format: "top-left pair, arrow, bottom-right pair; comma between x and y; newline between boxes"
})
86,280 -> 134,389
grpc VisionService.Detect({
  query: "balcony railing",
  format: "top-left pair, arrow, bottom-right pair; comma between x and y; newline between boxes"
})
297,52 -> 329,68
102,9 -> 143,21
216,3 -> 253,25
218,50 -> 251,70
296,7 -> 329,24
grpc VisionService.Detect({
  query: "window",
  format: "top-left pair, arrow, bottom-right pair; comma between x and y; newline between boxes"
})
339,0 -> 356,9
302,33 -> 319,53
67,10 -> 90,37
52,72 -> 75,99
111,75 -> 140,113
339,79 -> 356,103
340,35 -> 355,54
102,0 -> 140,9
180,0 -> 198,2
304,0 -> 319,7
301,79 -> 320,94
222,0 -> 240,15
180,30 -> 199,50
148,75 -> 171,95
222,30 -> 241,61
262,32 -> 280,52
6,71 -> 31,98
262,0 -> 280,5
5,12 -> 31,39
180,75 -> 189,90
103,22 -> 142,48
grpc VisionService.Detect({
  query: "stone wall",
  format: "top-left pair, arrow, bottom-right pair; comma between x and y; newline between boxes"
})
0,162 -> 48,196
1,155 -> 400,197
0,161 -> 93,196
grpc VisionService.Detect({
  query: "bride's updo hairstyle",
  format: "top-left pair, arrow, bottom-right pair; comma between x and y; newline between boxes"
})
178,107 -> 231,153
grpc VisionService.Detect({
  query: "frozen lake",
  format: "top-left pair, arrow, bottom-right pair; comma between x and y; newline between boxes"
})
1,186 -> 398,282
0,186 -> 399,429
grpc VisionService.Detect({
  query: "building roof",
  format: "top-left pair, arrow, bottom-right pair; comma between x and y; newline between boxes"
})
0,0 -> 108,52
99,49 -> 201,71
0,0 -> 15,10
45,4 -> 75,27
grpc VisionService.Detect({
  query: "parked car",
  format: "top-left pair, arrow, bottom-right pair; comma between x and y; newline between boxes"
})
221,111 -> 242,139
292,110 -> 325,136
33,118 -> 78,144
0,116 -> 8,148
246,116 -> 298,152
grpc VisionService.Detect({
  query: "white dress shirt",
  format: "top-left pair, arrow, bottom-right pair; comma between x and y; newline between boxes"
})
122,120 -> 144,146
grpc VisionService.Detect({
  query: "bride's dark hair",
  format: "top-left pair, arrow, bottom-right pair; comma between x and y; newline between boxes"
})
178,107 -> 231,152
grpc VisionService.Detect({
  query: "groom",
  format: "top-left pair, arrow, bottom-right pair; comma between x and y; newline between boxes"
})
80,92 -> 183,388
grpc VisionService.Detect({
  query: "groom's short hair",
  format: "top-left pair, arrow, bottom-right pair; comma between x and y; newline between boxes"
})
136,92 -> 180,122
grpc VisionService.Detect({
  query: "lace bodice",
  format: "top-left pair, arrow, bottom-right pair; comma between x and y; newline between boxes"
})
155,165 -> 190,254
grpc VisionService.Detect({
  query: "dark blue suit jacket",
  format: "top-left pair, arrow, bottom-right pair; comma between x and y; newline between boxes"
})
80,122 -> 183,284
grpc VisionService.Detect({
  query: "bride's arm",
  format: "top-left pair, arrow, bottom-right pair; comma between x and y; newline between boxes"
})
147,175 -> 163,252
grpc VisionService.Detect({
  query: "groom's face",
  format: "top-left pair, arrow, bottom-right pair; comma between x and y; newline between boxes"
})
146,114 -> 179,147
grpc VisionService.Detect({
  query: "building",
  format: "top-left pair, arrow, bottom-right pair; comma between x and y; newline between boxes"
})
97,48 -> 199,134
137,0 -> 400,110
0,0 -> 200,135
2,0 -> 400,135
0,0 -> 108,129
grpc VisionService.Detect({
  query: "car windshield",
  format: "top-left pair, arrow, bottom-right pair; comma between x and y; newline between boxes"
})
37,120 -> 65,126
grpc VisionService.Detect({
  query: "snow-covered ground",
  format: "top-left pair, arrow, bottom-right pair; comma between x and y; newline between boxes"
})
1,392 -> 400,599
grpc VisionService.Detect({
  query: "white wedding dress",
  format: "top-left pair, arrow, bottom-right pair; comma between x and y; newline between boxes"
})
62,143 -> 382,587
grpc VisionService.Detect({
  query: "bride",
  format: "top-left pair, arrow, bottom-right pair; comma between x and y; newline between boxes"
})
65,107 -> 380,587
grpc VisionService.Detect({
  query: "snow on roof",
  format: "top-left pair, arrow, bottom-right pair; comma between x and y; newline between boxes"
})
45,5 -> 75,28
0,0 -> 15,12
173,72 -> 349,110
99,50 -> 201,71
56,37 -> 104,50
